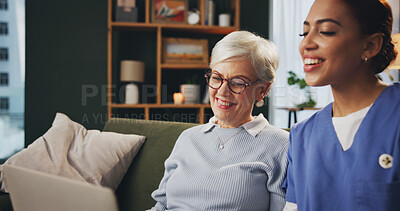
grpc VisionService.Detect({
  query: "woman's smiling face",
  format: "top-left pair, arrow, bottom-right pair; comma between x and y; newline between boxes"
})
299,0 -> 367,87
209,59 -> 265,128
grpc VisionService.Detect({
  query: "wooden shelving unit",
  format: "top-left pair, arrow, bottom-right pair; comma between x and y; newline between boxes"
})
107,0 -> 240,124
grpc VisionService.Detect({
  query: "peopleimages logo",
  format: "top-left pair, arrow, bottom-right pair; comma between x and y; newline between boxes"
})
79,83 -> 321,125
80,83 -> 277,106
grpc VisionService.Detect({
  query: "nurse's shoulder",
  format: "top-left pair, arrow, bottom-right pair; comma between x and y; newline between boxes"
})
289,103 -> 332,143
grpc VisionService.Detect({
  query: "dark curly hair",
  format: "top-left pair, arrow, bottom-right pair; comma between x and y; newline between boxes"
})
343,0 -> 397,74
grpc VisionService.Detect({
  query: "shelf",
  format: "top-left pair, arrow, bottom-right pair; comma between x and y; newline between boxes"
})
110,22 -> 238,34
111,104 -> 211,109
161,63 -> 209,69
109,22 -> 158,31
107,0 -> 240,123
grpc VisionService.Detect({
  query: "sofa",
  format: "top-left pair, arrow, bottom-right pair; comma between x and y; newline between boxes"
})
0,117 -> 198,211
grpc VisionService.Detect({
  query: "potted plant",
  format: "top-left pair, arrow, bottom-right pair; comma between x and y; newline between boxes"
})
180,75 -> 200,104
287,71 -> 316,108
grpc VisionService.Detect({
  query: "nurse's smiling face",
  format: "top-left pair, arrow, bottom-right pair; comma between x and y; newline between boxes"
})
209,59 -> 265,129
299,0 -> 366,87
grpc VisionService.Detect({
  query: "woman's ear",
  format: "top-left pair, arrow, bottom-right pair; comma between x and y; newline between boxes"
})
257,82 -> 271,101
362,33 -> 383,59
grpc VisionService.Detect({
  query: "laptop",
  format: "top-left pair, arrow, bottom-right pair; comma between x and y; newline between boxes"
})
2,164 -> 119,211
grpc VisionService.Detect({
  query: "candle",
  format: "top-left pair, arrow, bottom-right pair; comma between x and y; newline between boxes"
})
173,93 -> 184,104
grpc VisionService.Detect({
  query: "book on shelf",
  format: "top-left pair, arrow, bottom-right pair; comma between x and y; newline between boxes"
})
207,0 -> 215,26
204,0 -> 209,25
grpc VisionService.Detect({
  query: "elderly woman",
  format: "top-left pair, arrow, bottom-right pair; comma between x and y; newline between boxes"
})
150,31 -> 289,211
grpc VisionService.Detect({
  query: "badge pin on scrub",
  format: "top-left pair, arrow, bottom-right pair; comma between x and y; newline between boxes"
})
379,154 -> 393,169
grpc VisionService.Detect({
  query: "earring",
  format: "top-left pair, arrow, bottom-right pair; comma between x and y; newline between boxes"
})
364,57 -> 368,63
256,99 -> 264,107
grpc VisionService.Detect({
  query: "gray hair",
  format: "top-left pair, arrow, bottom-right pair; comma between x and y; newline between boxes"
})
210,31 -> 279,94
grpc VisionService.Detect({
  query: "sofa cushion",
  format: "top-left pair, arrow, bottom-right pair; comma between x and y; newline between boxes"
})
103,118 -> 197,211
0,113 -> 146,193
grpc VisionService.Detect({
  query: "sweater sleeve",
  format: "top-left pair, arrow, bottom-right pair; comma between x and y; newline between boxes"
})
149,133 -> 184,210
283,131 -> 296,204
267,137 -> 289,211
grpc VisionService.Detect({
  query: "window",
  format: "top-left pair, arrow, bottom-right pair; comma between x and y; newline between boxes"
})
0,0 -> 23,162
0,0 -> 7,10
0,98 -> 9,111
270,0 -> 333,128
0,48 -> 8,60
0,73 -> 8,86
0,22 -> 7,35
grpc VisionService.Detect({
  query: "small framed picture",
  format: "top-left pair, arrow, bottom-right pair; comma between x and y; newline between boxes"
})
151,0 -> 188,24
162,38 -> 209,64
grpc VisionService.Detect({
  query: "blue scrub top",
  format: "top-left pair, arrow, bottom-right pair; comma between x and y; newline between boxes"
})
284,83 -> 400,211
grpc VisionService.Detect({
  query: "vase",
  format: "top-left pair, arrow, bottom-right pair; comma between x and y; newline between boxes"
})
180,84 -> 200,104
218,13 -> 230,27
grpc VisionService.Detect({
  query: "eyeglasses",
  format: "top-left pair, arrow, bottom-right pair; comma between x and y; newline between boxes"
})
204,72 -> 260,94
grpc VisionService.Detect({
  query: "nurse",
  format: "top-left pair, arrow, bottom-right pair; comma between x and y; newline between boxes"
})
284,0 -> 400,210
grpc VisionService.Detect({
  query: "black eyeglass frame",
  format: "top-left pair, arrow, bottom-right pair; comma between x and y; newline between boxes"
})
204,72 -> 261,94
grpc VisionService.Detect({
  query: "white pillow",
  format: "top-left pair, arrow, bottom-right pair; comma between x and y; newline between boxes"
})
0,113 -> 146,193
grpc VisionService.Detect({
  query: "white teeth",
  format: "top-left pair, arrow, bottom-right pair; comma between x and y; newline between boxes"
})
304,58 -> 323,65
217,99 -> 234,106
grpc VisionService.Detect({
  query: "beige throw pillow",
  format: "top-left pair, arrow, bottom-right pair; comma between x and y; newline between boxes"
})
0,113 -> 146,193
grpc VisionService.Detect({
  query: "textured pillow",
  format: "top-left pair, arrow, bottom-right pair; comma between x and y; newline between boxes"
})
0,113 -> 146,193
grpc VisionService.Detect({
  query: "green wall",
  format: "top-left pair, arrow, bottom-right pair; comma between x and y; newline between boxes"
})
25,0 -> 108,145
241,0 -> 269,36
25,0 -> 269,146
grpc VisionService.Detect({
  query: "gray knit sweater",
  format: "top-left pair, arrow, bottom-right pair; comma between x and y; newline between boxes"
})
151,114 -> 289,211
